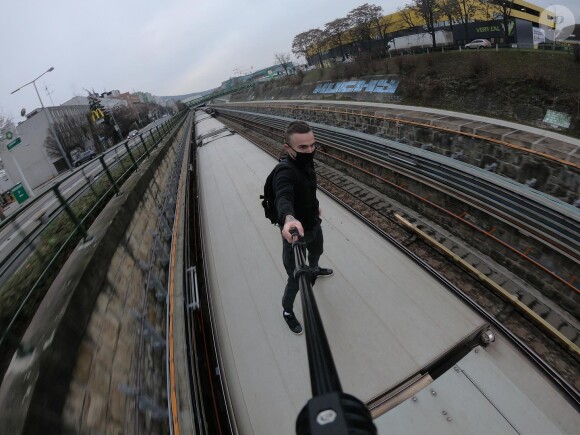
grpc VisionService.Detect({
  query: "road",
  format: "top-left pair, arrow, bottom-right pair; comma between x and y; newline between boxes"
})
0,117 -> 168,286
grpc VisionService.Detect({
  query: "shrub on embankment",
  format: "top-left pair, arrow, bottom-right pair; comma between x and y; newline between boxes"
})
241,50 -> 580,138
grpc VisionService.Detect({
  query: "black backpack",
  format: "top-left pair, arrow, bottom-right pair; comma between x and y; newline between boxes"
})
260,159 -> 293,226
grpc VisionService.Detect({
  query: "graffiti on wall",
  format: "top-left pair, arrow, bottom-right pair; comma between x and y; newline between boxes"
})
313,79 -> 399,95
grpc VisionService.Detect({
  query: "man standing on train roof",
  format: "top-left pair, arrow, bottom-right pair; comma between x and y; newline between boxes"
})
274,120 -> 333,335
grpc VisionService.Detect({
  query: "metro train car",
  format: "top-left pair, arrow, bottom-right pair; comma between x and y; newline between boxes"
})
194,110 -> 579,434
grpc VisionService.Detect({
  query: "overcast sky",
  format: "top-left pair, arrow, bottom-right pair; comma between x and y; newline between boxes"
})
1,0 -> 578,123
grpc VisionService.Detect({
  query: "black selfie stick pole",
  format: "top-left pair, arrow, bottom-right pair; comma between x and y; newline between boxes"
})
290,228 -> 376,435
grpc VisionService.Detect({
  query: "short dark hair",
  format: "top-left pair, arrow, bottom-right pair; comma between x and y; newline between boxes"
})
285,121 -> 312,145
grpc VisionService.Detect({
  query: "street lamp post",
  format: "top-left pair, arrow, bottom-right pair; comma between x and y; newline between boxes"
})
108,108 -> 123,140
11,67 -> 73,171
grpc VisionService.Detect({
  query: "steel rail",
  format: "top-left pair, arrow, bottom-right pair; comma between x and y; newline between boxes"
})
216,109 -> 579,291
226,118 -> 580,411
312,128 -> 579,255
249,102 -> 580,170
218,108 -> 578,252
219,108 -> 579,250
318,183 -> 580,411
311,130 -> 579,261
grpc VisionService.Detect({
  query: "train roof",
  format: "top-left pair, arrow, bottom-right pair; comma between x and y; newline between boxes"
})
195,111 -> 579,434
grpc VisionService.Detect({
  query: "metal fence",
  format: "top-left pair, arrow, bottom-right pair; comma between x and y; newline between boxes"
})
0,111 -> 188,375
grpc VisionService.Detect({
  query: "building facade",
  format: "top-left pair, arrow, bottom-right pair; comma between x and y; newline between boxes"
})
309,0 -> 574,64
0,103 -> 89,194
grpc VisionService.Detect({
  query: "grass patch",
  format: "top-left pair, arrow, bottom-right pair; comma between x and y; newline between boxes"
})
266,49 -> 580,137
0,138 -> 157,375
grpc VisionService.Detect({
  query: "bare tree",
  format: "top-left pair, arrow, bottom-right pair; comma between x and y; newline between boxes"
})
274,53 -> 292,75
325,17 -> 351,61
399,0 -> 442,48
347,3 -> 384,52
292,29 -> 327,68
398,4 -> 423,33
111,105 -> 136,136
376,13 -> 395,44
309,29 -> 328,68
487,0 -> 515,43
292,31 -> 314,65
439,0 -> 460,31
0,113 -> 15,139
45,113 -> 90,160
453,0 -> 485,42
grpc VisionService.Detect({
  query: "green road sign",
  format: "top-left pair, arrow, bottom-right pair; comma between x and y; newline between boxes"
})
7,137 -> 22,150
11,183 -> 29,204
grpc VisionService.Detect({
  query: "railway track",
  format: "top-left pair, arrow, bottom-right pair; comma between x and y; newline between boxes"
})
214,108 -> 579,263
213,111 -> 580,401
213,109 -> 579,311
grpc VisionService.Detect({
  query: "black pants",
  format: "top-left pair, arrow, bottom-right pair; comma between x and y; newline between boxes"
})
281,224 -> 323,313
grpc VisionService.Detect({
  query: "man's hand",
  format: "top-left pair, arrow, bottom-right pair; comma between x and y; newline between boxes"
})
282,215 -> 303,243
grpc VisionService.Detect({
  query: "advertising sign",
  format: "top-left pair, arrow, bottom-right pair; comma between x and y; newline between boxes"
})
533,27 -> 546,46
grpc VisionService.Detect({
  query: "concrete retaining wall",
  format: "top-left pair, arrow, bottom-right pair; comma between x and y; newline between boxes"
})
218,100 -> 579,204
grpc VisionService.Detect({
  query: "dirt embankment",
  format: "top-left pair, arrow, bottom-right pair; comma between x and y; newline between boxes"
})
234,50 -> 580,138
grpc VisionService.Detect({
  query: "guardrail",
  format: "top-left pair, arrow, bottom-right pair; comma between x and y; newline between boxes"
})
0,110 -> 188,375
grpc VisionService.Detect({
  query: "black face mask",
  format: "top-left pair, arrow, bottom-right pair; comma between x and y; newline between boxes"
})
290,148 -> 315,168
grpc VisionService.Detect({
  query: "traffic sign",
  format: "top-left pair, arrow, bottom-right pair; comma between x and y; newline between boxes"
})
11,183 -> 29,204
7,137 -> 22,150
5,131 -> 13,140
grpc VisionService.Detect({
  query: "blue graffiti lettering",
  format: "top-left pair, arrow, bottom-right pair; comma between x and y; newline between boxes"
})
353,80 -> 378,92
374,80 -> 399,93
313,79 -> 399,95
340,81 -> 359,92
313,83 -> 329,94
325,82 -> 342,93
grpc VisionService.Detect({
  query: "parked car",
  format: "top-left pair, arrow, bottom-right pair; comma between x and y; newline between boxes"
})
127,130 -> 139,139
73,150 -> 97,167
465,39 -> 491,49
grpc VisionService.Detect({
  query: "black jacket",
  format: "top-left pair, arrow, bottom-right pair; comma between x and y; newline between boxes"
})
273,157 -> 320,230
